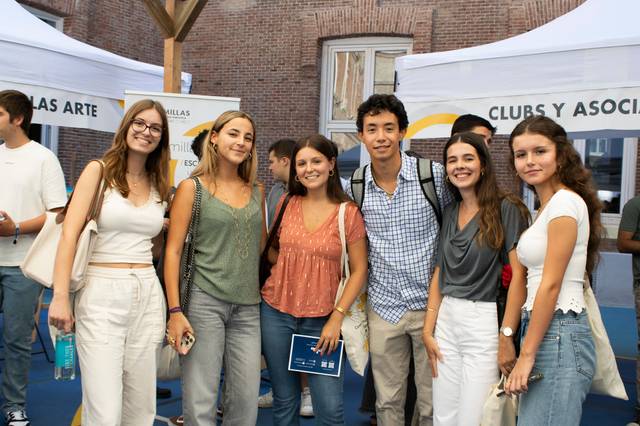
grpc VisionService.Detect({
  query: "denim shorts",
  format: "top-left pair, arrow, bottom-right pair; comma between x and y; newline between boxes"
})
518,309 -> 595,426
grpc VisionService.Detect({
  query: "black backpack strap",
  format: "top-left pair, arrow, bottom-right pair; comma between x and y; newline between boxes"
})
263,193 -> 292,254
350,165 -> 368,209
417,158 -> 442,227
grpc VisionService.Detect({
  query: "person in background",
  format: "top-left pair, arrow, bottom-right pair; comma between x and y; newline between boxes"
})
505,115 -> 602,425
266,139 -> 296,227
164,111 -> 264,426
0,89 -> 67,426
49,99 -> 170,425
347,94 -> 453,425
617,195 -> 640,426
422,132 -> 528,425
450,114 -> 496,146
261,135 -> 367,425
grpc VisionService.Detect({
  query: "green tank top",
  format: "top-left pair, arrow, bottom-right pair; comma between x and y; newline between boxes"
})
193,184 -> 262,305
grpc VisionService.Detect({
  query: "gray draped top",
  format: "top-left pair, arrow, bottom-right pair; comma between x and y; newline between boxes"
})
436,198 -> 526,302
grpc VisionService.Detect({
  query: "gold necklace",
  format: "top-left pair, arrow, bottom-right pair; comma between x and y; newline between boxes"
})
126,171 -> 147,188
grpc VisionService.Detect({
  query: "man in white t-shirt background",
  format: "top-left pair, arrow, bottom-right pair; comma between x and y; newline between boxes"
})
0,90 -> 67,426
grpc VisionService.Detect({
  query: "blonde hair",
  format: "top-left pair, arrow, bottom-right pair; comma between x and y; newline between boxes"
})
101,99 -> 170,201
191,110 -> 257,185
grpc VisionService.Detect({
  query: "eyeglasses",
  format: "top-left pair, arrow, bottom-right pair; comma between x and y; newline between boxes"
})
130,119 -> 163,137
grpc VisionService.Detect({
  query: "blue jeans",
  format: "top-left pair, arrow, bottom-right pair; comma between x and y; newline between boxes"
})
518,309 -> 595,426
261,302 -> 345,426
0,266 -> 42,414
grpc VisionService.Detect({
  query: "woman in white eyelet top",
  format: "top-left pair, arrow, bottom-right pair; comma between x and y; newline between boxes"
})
505,116 -> 603,426
48,99 -> 171,426
518,189 -> 589,314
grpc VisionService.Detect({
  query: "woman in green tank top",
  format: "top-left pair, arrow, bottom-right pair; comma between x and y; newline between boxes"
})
164,111 -> 265,426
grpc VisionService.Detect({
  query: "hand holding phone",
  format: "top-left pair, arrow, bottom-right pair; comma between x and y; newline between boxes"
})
181,331 -> 196,353
497,372 -> 543,396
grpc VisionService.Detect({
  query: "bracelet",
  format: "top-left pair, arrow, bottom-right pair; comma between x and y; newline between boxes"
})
426,307 -> 436,313
12,223 -> 20,245
334,306 -> 346,315
168,306 -> 182,314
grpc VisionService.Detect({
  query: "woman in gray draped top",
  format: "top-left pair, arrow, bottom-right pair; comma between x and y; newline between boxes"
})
422,132 -> 529,426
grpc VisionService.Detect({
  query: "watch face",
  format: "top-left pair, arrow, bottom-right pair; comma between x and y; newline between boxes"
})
501,327 -> 513,337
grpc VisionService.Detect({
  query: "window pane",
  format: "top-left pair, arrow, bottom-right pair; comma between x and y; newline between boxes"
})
374,50 -> 405,94
332,132 -> 361,178
332,52 -> 365,121
584,138 -> 623,214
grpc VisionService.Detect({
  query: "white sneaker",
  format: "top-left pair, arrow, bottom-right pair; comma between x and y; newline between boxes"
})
6,409 -> 30,426
258,389 -> 273,408
299,387 -> 314,417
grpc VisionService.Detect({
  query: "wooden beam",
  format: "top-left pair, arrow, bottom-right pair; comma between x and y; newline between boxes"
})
164,38 -> 182,93
142,0 -> 174,38
174,0 -> 208,42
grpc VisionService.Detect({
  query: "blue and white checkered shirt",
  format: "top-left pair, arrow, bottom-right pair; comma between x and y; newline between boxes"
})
347,152 -> 453,324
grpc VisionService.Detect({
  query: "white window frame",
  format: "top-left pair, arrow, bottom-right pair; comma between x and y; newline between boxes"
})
21,4 -> 63,154
319,37 -> 412,139
21,4 -> 64,30
523,138 -> 637,238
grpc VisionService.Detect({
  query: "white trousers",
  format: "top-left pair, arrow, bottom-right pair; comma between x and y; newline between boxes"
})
75,266 -> 165,426
432,296 -> 499,426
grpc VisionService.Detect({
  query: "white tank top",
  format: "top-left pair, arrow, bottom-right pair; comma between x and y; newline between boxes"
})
90,187 -> 166,264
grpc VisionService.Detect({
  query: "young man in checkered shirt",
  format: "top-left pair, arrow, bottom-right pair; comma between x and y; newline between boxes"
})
347,94 -> 453,425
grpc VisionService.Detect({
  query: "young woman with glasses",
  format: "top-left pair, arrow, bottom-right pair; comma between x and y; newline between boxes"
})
48,99 -> 171,425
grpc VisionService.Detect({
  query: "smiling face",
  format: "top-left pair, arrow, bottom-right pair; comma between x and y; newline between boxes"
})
511,132 -> 559,188
294,146 -> 335,192
445,141 -> 483,192
358,110 -> 406,162
125,107 -> 163,156
211,117 -> 254,166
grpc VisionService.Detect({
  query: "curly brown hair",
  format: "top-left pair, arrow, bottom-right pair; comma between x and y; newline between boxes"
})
101,99 -> 170,202
444,132 -> 530,250
508,115 -> 604,275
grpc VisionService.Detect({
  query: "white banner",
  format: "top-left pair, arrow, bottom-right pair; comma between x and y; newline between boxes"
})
125,91 -> 240,186
0,81 -> 123,132
403,87 -> 640,139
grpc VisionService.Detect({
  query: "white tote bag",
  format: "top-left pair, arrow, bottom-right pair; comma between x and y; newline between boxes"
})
334,202 -> 369,376
584,278 -> 628,400
480,375 -> 517,426
21,160 -> 105,293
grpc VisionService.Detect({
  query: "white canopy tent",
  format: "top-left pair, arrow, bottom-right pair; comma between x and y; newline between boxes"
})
0,0 -> 191,132
395,0 -> 640,139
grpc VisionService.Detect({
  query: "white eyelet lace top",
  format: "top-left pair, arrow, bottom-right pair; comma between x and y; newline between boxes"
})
517,189 -> 588,313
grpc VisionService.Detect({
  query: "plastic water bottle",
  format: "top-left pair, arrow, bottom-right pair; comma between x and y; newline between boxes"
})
54,332 -> 76,380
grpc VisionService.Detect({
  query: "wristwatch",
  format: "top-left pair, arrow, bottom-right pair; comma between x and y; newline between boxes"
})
500,326 -> 513,337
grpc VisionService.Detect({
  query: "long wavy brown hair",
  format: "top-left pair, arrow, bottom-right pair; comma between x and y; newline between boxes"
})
191,110 -> 257,186
101,99 -> 170,201
509,115 -> 604,275
444,132 -> 530,250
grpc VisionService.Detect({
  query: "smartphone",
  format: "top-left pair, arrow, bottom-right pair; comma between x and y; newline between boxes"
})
181,331 -> 196,353
497,372 -> 543,396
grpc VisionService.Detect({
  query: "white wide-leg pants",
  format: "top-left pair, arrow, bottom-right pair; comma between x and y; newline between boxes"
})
432,296 -> 499,426
75,266 -> 165,426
